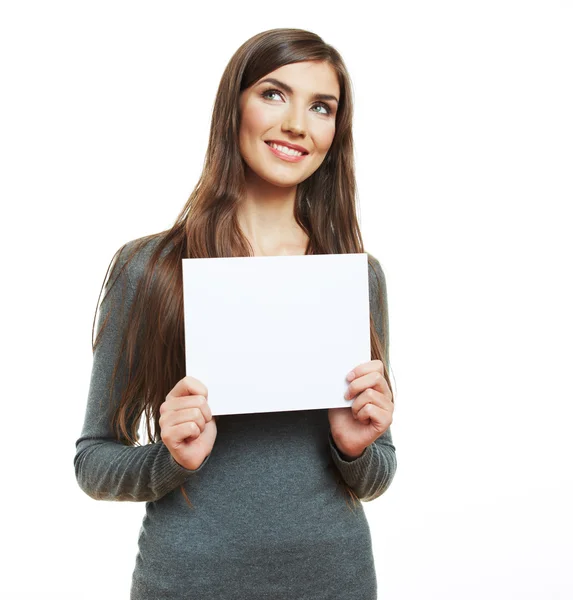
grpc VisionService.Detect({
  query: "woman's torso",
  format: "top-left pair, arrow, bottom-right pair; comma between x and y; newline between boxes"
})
130,408 -> 377,599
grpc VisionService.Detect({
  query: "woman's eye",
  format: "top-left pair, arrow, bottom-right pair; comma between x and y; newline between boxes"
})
261,89 -> 282,101
312,104 -> 331,115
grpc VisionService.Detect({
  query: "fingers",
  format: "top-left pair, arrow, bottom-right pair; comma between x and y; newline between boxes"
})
346,360 -> 384,382
353,386 -> 382,407
345,368 -> 390,401
168,420 -> 204,442
160,376 -> 213,440
355,401 -> 392,433
160,394 -> 212,424
169,375 -> 208,400
344,360 -> 393,421
162,407 -> 207,432
351,387 -> 392,417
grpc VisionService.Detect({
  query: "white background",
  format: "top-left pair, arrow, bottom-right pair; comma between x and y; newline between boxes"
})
1,1 -> 571,598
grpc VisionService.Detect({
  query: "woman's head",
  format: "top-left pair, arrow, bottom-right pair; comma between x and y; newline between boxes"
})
203,28 -> 354,210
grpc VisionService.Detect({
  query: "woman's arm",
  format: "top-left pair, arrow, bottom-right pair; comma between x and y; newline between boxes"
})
73,240 -> 210,502
327,257 -> 397,502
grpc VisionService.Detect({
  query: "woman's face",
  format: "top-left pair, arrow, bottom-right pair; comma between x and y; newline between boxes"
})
238,61 -> 340,188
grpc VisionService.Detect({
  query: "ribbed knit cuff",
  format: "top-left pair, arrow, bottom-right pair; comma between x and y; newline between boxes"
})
169,449 -> 212,475
149,443 -> 212,499
328,431 -> 375,485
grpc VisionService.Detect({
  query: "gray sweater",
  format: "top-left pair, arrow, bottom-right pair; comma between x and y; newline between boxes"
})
74,235 -> 397,599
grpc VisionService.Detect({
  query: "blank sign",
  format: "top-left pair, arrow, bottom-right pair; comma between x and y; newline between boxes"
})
182,253 -> 370,416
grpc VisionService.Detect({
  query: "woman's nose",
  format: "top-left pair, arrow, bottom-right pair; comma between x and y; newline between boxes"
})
282,105 -> 307,136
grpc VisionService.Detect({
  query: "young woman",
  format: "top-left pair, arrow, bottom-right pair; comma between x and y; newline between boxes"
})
74,27 -> 397,600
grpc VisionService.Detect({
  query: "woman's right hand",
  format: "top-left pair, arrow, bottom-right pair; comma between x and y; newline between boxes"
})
160,375 -> 217,471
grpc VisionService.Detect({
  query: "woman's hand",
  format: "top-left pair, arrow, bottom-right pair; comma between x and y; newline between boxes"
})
328,359 -> 393,460
160,375 -> 218,471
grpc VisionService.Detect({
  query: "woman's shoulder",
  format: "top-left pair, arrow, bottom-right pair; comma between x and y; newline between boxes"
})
111,230 -> 174,285
365,251 -> 385,281
365,251 -> 388,303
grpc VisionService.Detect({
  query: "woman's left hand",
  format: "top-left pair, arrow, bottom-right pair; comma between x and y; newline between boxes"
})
328,359 -> 394,460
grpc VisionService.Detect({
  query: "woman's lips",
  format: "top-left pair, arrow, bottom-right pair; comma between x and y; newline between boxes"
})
265,141 -> 308,163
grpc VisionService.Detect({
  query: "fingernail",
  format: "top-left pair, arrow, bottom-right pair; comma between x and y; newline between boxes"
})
347,371 -> 355,381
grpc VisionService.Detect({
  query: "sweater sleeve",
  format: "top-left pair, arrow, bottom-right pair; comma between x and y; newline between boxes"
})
73,240 -> 210,503
327,256 -> 397,502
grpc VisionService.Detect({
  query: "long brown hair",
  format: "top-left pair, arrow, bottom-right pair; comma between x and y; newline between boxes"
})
93,27 -> 393,511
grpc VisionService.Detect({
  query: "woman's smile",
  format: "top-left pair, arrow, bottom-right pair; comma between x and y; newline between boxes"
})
265,140 -> 309,163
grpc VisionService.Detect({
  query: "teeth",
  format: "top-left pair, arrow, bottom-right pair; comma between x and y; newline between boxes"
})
268,142 -> 304,157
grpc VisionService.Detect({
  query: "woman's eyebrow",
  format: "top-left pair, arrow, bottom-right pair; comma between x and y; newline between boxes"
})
257,77 -> 339,104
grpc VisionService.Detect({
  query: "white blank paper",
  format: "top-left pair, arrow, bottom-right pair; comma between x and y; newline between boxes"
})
181,253 -> 371,416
